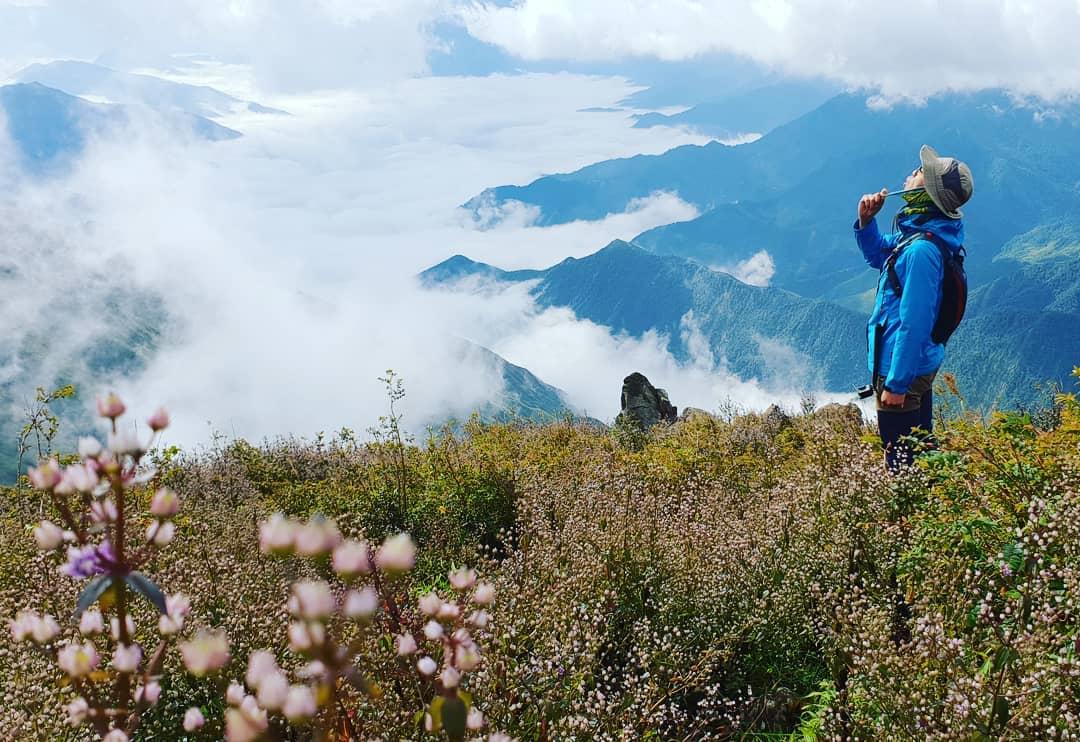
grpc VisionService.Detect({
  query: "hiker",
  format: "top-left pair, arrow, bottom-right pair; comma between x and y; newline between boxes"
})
855,145 -> 974,470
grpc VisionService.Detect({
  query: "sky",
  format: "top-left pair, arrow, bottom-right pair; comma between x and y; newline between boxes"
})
2,0 -> 1077,448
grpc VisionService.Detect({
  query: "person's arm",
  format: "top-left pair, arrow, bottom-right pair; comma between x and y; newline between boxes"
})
884,241 -> 944,394
854,189 -> 896,269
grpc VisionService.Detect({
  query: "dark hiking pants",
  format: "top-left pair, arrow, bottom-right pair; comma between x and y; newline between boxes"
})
875,372 -> 935,471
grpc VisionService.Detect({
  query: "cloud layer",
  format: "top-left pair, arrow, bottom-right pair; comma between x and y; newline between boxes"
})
460,0 -> 1080,99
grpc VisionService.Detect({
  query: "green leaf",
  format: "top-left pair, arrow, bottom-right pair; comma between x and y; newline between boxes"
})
442,694 -> 468,742
125,571 -> 167,614
429,696 -> 444,732
75,575 -> 114,618
993,696 -> 1010,728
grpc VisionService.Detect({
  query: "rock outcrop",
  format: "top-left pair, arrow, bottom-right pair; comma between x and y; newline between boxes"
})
617,372 -> 677,430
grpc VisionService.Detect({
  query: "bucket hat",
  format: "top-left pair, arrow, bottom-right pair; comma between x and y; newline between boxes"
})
919,144 -> 974,219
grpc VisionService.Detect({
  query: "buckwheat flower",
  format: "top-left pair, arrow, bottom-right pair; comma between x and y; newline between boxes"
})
136,680 -> 161,705
259,514 -> 297,555
437,602 -> 461,621
146,520 -> 176,546
226,682 -> 247,706
257,671 -> 289,710
108,428 -> 146,456
110,615 -> 136,641
441,666 -> 461,689
78,436 -> 103,458
33,520 -> 64,551
113,643 -> 142,673
147,407 -> 170,432
343,586 -> 379,620
246,650 -> 279,689
295,519 -> 342,557
456,643 -> 482,671
467,707 -> 484,730
66,696 -> 89,726
80,609 -> 104,636
424,620 -> 444,640
418,592 -> 442,616
473,582 -> 495,605
180,630 -> 230,676
63,463 -> 99,494
28,459 -> 62,490
57,641 -> 100,678
97,393 -> 126,419
417,656 -> 437,675
31,614 -> 60,644
150,488 -> 180,517
375,533 -> 415,573
449,567 -> 477,591
468,610 -> 490,628
396,633 -> 418,655
102,729 -> 128,742
183,707 -> 205,732
283,684 -> 317,722
332,539 -> 372,578
289,580 -> 335,620
90,498 -> 119,524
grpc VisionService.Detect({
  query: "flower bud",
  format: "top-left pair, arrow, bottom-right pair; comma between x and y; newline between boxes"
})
246,650 -> 279,689
146,520 -> 176,546
283,685 -> 317,722
27,459 -> 62,490
97,393 -> 126,419
468,610 -> 490,628
416,656 -> 437,675
455,643 -> 482,671
136,680 -> 161,705
467,707 -> 484,730
57,641 -> 100,678
295,518 -> 342,557
396,632 -> 418,655
259,513 -> 297,555
227,682 -> 247,706
179,630 -> 230,676
108,428 -> 146,456
113,643 -> 142,673
80,609 -> 104,636
33,520 -> 64,551
66,696 -> 89,726
423,620 -> 444,640
473,582 -> 495,605
418,591 -> 442,616
331,539 -> 372,578
437,601 -> 461,621
90,498 -> 118,524
257,671 -> 289,711
440,666 -> 461,689
287,621 -> 325,653
32,614 -> 60,644
102,729 -> 128,742
449,567 -> 477,591
110,615 -> 136,641
289,580 -> 335,620
63,464 -> 100,494
78,437 -> 103,458
183,707 -> 205,732
226,705 -> 268,742
147,407 -> 170,432
150,488 -> 179,517
375,533 -> 415,573
343,586 -> 379,620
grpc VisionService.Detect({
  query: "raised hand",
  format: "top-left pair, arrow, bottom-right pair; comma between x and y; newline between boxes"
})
858,188 -> 889,228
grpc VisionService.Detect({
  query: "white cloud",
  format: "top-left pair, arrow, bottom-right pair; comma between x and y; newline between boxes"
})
460,0 -> 1080,99
712,250 -> 775,287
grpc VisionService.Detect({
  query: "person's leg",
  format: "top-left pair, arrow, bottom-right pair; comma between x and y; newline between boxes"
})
878,407 -> 923,471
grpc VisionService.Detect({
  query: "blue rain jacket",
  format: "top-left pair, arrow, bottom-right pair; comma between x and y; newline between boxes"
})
854,211 -> 965,394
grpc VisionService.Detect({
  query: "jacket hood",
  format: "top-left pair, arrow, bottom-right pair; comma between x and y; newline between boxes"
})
895,209 -> 965,252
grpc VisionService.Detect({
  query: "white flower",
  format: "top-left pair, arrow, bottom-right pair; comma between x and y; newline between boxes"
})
449,567 -> 477,591
146,520 -> 176,546
332,539 -> 372,577
78,437 -> 103,458
179,630 -> 230,676
66,696 -> 89,726
108,428 -> 146,456
473,582 -> 495,605
416,656 -> 437,675
289,580 -> 335,620
57,642 -> 100,678
489,733 -> 512,742
149,488 -> 180,517
226,682 -> 247,706
183,707 -> 205,732
31,614 -> 60,644
245,650 -> 279,690
256,671 -> 289,711
418,591 -> 443,615
136,680 -> 161,705
294,519 -> 342,556
342,586 -> 379,620
79,609 -> 104,636
441,666 -> 461,689
468,610 -> 490,628
375,532 -> 415,572
467,707 -> 485,730
283,684 -> 317,722
456,643 -> 482,671
424,620 -> 444,640
113,643 -> 142,673
259,513 -> 297,554
63,464 -> 99,493
396,633 -> 418,655
102,729 -> 128,742
437,602 -> 461,621
110,615 -> 136,641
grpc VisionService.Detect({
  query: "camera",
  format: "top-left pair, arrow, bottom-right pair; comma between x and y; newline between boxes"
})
856,384 -> 875,400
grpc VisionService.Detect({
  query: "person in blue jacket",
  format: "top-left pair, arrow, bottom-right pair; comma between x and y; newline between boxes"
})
855,145 -> 974,469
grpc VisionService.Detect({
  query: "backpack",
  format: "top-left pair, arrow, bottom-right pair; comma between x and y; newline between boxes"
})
883,231 -> 968,345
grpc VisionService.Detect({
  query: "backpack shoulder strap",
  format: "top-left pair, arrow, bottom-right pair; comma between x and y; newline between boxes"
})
884,231 -> 958,297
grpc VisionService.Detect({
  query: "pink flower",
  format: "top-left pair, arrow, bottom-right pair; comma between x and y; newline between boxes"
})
256,671 -> 289,710
342,586 -> 379,620
97,393 -> 126,419
183,707 -> 205,732
180,630 -> 230,676
146,520 -> 176,546
294,518 -> 342,557
108,428 -> 146,456
90,498 -> 118,524
10,610 -> 35,642
57,642 -> 100,678
150,488 -> 180,517
18,612 -> 60,644
467,707 -> 485,730
62,542 -> 115,580
437,601 -> 461,621
166,593 -> 192,618
468,610 -> 490,628
489,733 -> 512,742
289,580 -> 335,620
440,666 -> 461,689
288,621 -> 325,653
113,643 -> 142,673
473,582 -> 495,605
456,643 -> 482,671
375,533 -> 415,573
226,682 -> 246,706
449,567 -> 477,591
396,633 -> 418,655
62,464 -> 99,494
79,609 -> 104,636
27,458 -> 62,490
225,704 -> 268,742
416,656 -> 437,675
246,650 -> 279,689
33,520 -> 64,551
258,514 -> 297,555
66,696 -> 89,726
331,539 -> 372,578
147,407 -> 170,432
110,614 -> 136,641
78,437 -> 103,458
283,684 -> 317,722
424,620 -> 444,640
136,680 -> 161,705
102,729 -> 129,742
418,591 -> 442,616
